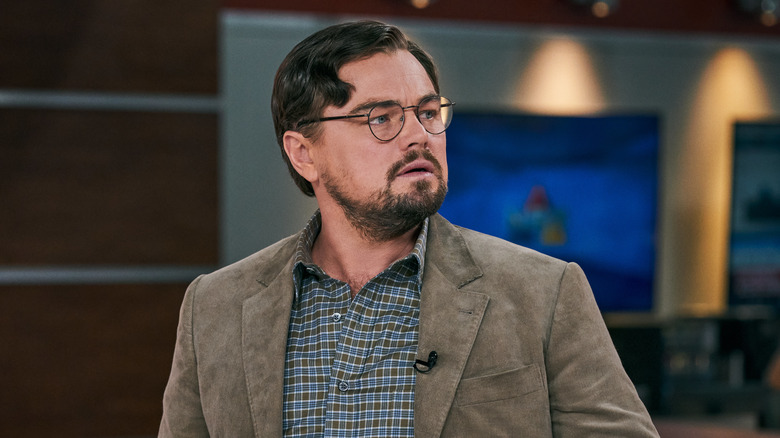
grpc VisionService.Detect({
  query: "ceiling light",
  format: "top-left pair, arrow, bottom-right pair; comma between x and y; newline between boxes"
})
735,0 -> 779,26
568,0 -> 619,17
408,0 -> 435,8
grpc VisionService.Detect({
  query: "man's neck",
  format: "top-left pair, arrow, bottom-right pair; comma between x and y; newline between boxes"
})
311,210 -> 421,297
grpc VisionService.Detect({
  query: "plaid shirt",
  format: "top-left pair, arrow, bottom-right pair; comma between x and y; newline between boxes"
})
282,211 -> 428,437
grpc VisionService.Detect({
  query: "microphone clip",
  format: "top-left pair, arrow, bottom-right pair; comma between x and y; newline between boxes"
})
414,350 -> 438,374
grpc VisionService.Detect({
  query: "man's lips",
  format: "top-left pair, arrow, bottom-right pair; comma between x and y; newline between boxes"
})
396,159 -> 436,177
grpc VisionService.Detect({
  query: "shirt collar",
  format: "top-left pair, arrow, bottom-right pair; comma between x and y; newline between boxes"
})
292,210 -> 430,302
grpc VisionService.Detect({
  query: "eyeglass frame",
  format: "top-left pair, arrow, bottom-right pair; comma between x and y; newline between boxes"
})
296,95 -> 454,142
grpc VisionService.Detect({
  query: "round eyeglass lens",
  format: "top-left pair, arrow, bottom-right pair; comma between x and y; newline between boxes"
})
367,103 -> 405,141
418,96 -> 453,135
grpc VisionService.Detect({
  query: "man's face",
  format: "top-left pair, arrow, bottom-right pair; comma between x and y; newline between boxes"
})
311,50 -> 448,241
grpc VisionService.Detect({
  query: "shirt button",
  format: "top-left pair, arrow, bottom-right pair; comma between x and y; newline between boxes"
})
338,380 -> 350,392
332,312 -> 342,322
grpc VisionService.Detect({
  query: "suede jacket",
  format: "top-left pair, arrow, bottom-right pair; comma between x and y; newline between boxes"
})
159,214 -> 659,437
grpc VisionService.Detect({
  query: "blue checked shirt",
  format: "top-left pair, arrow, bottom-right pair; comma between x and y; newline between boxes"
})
282,211 -> 428,437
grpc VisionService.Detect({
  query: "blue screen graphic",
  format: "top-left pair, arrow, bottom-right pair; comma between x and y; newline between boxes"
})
438,112 -> 659,312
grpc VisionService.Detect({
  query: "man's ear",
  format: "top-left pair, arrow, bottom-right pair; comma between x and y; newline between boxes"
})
282,130 -> 318,184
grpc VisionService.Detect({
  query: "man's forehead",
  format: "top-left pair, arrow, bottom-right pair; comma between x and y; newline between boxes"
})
336,51 -> 434,108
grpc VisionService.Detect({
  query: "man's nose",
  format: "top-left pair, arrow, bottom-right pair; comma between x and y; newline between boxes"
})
397,108 -> 429,149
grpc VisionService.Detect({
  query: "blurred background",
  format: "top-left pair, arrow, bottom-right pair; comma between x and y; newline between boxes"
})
1,1 -> 780,436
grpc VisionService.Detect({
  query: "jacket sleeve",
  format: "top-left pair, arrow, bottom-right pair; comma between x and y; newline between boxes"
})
546,263 -> 659,437
159,275 -> 210,438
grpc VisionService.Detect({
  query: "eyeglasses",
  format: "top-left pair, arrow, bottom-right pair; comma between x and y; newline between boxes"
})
298,95 -> 454,142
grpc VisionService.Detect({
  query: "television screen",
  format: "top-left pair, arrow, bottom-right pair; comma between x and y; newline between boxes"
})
729,121 -> 780,310
438,111 -> 659,312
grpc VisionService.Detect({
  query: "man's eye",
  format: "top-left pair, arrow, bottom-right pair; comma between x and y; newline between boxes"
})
419,109 -> 438,120
369,113 -> 390,125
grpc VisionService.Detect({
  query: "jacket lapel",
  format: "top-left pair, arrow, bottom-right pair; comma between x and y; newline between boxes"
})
241,237 -> 298,437
414,215 -> 489,437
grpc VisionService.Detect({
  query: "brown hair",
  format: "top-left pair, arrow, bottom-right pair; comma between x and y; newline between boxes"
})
271,20 -> 440,196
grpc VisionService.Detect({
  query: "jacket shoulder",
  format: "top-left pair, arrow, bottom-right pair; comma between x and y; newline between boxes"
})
190,233 -> 299,304
432,214 -> 568,276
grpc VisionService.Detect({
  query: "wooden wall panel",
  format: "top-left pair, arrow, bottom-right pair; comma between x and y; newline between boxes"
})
1,1 -> 218,435
0,109 -> 218,265
0,284 -> 186,437
0,0 -> 218,92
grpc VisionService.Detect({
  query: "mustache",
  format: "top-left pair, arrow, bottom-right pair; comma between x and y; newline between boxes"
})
385,149 -> 443,182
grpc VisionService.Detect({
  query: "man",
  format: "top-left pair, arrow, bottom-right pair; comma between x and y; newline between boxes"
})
159,20 -> 659,437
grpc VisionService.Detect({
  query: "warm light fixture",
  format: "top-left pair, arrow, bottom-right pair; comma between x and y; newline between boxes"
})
408,0 -> 435,8
568,0 -> 619,17
735,0 -> 779,26
513,38 -> 606,114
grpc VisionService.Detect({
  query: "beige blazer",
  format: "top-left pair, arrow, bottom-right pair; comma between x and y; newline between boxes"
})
159,214 -> 659,437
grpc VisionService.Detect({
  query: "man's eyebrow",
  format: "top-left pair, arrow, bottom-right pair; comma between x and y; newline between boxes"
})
420,92 -> 440,102
346,93 -> 440,115
347,99 -> 398,115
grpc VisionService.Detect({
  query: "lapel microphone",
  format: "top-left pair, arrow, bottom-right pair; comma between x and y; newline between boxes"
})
414,351 -> 438,373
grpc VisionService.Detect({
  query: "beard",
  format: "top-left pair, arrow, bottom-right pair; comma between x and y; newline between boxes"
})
323,149 -> 447,242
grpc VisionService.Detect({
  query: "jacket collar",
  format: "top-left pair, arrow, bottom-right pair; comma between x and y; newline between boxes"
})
426,214 -> 483,288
